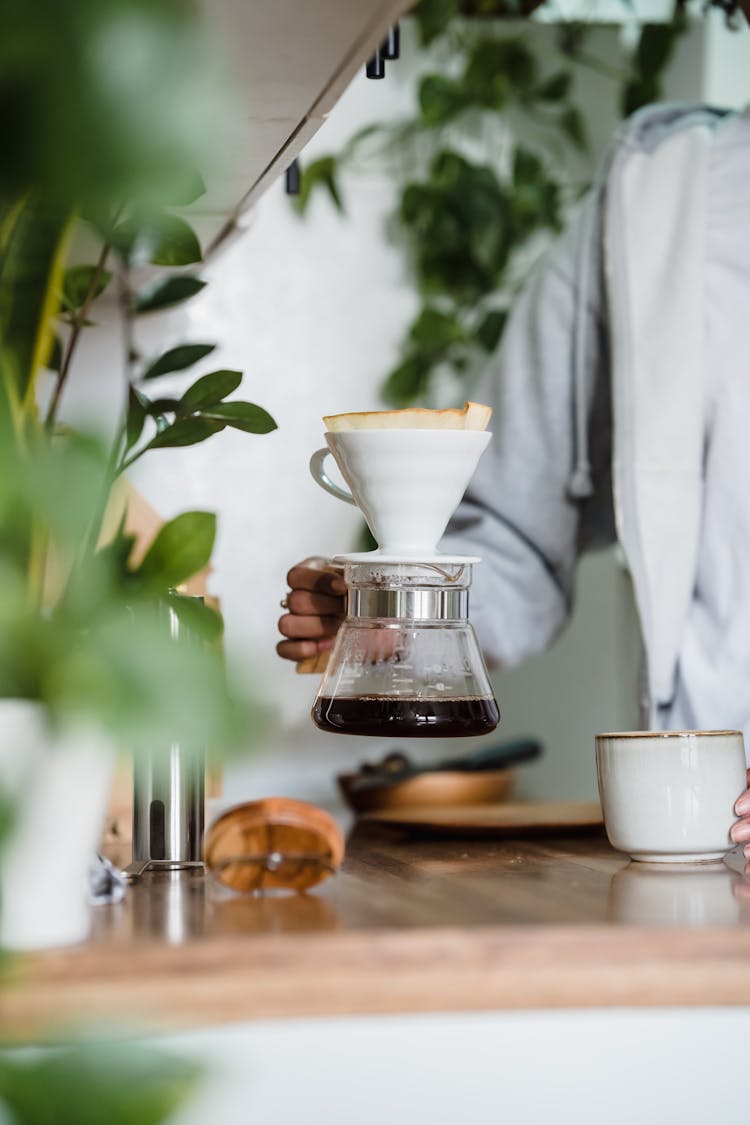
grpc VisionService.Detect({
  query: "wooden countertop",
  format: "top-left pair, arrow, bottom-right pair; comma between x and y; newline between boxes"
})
4,823 -> 750,1034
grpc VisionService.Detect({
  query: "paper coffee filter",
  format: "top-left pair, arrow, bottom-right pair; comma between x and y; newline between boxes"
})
323,401 -> 492,432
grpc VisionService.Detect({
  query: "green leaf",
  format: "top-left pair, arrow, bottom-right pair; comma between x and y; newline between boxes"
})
19,433 -> 110,565
409,306 -> 466,352
622,9 -> 687,117
556,21 -> 588,59
166,169 -> 207,207
536,71 -> 572,102
167,593 -> 224,642
622,74 -> 660,116
475,308 -> 507,352
356,520 -> 378,553
559,105 -> 588,152
146,416 -> 225,448
341,123 -> 385,161
200,401 -> 277,434
62,264 -> 112,311
413,0 -> 459,45
141,342 -> 216,381
513,147 -> 545,187
464,40 -> 535,106
325,172 -> 344,213
635,23 -> 678,78
113,214 -> 202,267
294,157 -> 344,216
382,355 -> 430,407
0,1041 -> 198,1125
499,41 -> 538,90
511,149 -> 561,234
79,201 -> 120,240
45,332 -> 63,373
0,0 -> 220,214
0,197 -> 71,406
179,369 -> 242,412
399,152 -> 513,302
134,276 -> 206,314
147,397 -> 182,414
418,75 -> 467,126
111,219 -> 142,263
98,510 -> 138,581
125,385 -> 149,452
0,788 -> 16,855
135,510 -> 217,590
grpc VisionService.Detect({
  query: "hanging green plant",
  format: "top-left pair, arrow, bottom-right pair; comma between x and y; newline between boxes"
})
293,0 -> 687,406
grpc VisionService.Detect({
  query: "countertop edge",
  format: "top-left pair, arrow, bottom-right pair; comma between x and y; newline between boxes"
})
4,923 -> 750,1035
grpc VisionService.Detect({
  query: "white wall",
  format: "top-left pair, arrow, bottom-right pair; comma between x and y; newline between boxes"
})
62,14 -> 750,808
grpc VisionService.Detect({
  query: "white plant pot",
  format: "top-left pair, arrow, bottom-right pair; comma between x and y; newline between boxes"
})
0,700 -> 114,951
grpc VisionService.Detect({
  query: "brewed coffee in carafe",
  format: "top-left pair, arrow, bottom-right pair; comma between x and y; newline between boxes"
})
311,561 -> 499,738
308,403 -> 500,738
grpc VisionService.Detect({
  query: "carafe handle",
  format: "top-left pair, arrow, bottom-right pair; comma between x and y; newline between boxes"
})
309,448 -> 357,505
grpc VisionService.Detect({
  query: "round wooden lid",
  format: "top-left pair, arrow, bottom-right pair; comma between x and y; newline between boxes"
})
204,797 -> 345,894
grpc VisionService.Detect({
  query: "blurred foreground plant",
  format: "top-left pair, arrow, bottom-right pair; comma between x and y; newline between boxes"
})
0,2 -> 266,1120
0,0 -> 274,754
0,1040 -> 200,1125
0,426 -> 262,755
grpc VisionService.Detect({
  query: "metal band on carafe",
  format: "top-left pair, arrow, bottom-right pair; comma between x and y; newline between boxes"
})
349,587 -> 468,621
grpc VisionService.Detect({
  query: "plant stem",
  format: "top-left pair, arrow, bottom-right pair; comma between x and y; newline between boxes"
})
76,263 -> 135,564
117,445 -> 147,475
112,267 -> 146,478
77,416 -> 126,569
27,519 -> 49,612
44,236 -> 112,431
118,265 -> 137,384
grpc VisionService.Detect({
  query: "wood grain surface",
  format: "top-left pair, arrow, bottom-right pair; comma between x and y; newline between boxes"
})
3,824 -> 750,1036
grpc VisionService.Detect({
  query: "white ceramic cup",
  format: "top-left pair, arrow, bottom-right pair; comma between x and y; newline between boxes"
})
595,730 -> 747,863
309,429 -> 491,556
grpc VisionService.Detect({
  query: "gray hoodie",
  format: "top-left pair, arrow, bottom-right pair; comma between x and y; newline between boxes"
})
442,102 -> 746,735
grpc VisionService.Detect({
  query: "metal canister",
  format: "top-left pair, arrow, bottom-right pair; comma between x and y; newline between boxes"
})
128,599 -> 205,880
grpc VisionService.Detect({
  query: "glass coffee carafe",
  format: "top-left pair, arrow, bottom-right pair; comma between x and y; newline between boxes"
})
312,560 -> 499,738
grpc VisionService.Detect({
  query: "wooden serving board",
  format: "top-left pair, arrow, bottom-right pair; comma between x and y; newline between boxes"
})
363,800 -> 604,837
339,768 -> 516,815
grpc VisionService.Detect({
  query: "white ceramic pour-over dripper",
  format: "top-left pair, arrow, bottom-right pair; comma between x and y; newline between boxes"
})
310,429 -> 491,557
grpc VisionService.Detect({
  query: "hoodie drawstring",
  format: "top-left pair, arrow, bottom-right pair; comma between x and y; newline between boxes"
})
566,191 -> 596,501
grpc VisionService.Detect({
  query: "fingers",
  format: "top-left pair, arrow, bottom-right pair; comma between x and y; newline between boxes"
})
276,637 -> 335,663
731,777 -> 750,856
731,821 -> 750,859
277,562 -> 345,664
287,588 -> 343,616
287,565 -> 346,597
278,612 -> 341,640
730,816 -> 750,841
734,786 -> 750,816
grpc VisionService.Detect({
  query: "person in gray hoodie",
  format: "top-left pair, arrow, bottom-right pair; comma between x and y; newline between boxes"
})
278,29 -> 750,850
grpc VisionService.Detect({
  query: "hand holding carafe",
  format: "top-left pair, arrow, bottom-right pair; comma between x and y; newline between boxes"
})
278,403 -> 500,739
276,560 -> 345,665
